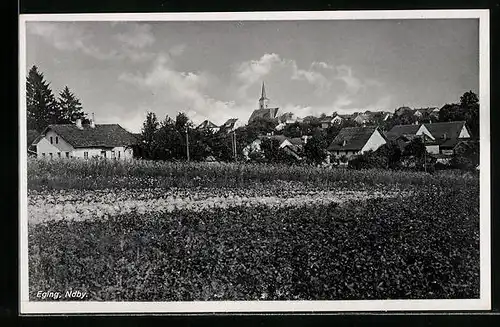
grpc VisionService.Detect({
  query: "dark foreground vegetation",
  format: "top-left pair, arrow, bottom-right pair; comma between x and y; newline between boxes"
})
28,159 -> 480,301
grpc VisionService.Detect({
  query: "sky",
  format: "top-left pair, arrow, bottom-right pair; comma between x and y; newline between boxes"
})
25,19 -> 479,133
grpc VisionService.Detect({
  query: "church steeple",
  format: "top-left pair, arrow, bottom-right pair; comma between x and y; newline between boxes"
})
259,82 -> 270,109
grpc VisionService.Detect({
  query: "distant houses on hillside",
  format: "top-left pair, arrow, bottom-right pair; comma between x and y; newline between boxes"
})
26,79 -> 475,167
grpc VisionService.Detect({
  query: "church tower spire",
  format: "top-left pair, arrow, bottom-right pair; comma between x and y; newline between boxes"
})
259,82 -> 269,109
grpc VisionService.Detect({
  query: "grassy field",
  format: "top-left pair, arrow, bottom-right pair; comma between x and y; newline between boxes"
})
27,158 -> 480,301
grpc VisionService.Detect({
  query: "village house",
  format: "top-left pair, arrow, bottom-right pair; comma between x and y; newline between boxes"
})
248,82 -> 279,124
196,120 -> 220,133
423,121 -> 471,156
353,113 -> 371,125
242,134 -> 307,161
385,124 -> 438,153
327,126 -> 386,162
32,118 -> 138,160
320,114 -> 346,129
219,118 -> 242,133
385,121 -> 472,156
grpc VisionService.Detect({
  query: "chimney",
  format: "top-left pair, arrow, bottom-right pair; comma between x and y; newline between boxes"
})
75,118 -> 83,129
342,140 -> 347,147
90,113 -> 96,128
302,135 -> 308,144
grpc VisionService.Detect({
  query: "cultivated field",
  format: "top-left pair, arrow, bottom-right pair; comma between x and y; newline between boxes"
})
27,158 -> 480,301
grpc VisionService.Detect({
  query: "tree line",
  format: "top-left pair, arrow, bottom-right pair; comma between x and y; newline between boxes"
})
26,65 -> 88,133
137,90 -> 479,172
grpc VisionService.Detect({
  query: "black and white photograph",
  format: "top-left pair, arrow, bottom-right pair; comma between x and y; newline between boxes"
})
19,10 -> 490,313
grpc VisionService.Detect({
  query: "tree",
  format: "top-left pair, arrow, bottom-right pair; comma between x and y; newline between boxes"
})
460,91 -> 479,108
304,132 -> 328,165
154,115 -> 179,160
438,91 -> 479,137
450,140 -> 479,171
58,86 -> 87,124
141,112 -> 159,159
247,116 -> 278,135
282,122 -> 302,138
26,65 -> 61,131
401,138 -> 428,170
373,141 -> 402,169
260,138 -> 295,164
175,112 -> 192,131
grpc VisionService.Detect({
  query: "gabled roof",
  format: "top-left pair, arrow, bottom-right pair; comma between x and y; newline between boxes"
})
327,126 -> 378,151
385,124 -> 420,141
221,118 -> 238,128
248,107 -> 279,124
423,121 -> 468,141
39,124 -> 138,148
197,120 -> 219,130
27,129 -> 40,146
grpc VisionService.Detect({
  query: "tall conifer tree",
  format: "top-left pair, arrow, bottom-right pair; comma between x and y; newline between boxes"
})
58,86 -> 86,123
26,65 -> 61,132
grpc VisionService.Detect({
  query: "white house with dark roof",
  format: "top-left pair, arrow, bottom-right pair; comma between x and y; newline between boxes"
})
423,121 -> 471,156
327,126 -> 386,160
33,118 -> 138,160
386,124 -> 438,154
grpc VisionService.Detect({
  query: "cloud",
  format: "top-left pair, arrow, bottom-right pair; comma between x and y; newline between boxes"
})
27,22 -> 114,60
118,53 -> 247,126
115,23 -> 155,48
27,22 -> 155,62
236,53 -> 338,97
169,44 -> 186,57
235,53 -> 283,95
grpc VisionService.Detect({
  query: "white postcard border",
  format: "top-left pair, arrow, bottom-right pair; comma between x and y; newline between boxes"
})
19,9 -> 491,314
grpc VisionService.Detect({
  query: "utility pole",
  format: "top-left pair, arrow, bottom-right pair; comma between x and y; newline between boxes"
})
423,133 -> 427,173
185,125 -> 190,162
232,131 -> 237,161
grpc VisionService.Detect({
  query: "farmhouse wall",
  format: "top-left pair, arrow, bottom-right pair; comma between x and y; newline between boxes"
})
459,126 -> 471,138
72,146 -> 134,160
416,125 -> 435,140
361,130 -> 386,153
36,136 -> 75,158
425,145 -> 440,154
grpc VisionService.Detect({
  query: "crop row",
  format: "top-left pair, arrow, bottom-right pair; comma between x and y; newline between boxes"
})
28,187 -> 410,225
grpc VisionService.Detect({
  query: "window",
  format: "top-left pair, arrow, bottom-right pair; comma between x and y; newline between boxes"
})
57,152 -> 61,158
41,153 -> 45,157
49,153 -> 53,158
50,137 -> 53,144
55,136 -> 59,144
84,152 -> 88,159
66,152 -> 70,158
101,151 -> 107,158
118,151 -> 121,159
